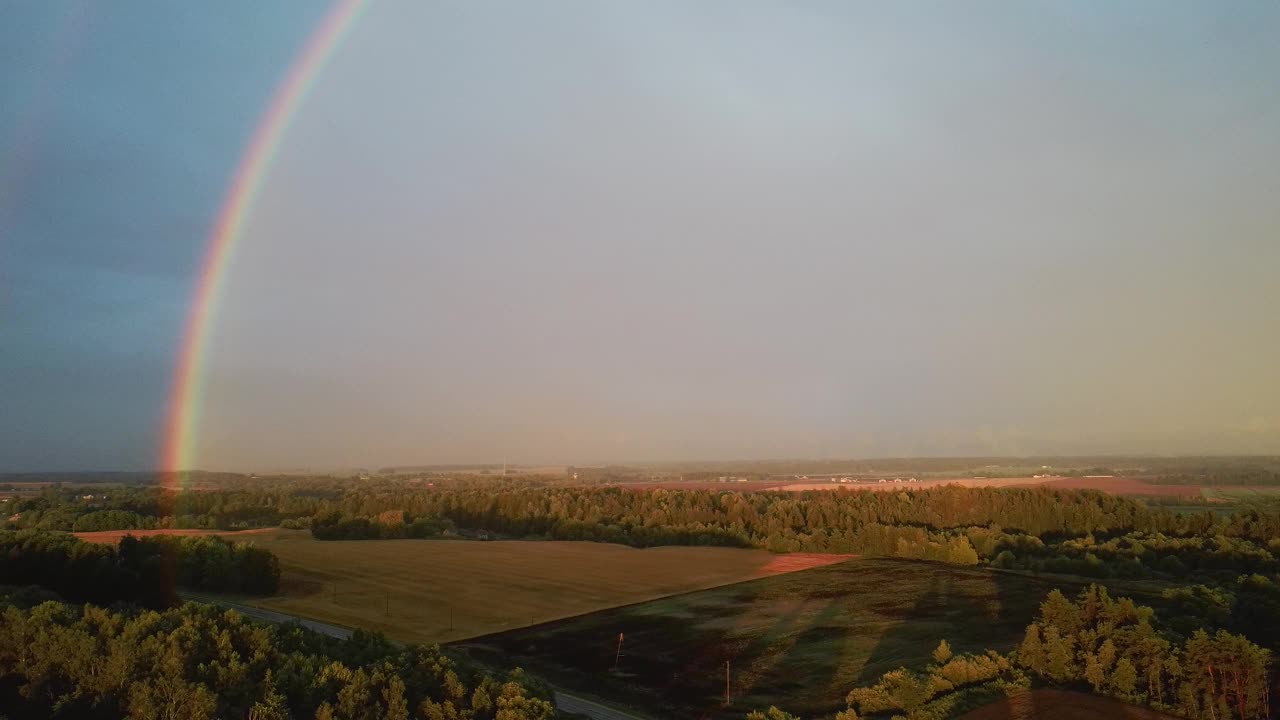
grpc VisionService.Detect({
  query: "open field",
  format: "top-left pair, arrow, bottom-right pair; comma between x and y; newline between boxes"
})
1029,477 -> 1201,497
81,529 -> 849,644
613,477 -> 1061,493
461,558 -> 1108,720
958,690 -> 1178,720
253,536 -> 850,644
1199,486 -> 1280,502
766,477 -> 1057,492
607,480 -> 788,492
762,474 -> 1223,497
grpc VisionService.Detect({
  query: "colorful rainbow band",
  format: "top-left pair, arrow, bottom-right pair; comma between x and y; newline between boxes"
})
162,0 -> 369,482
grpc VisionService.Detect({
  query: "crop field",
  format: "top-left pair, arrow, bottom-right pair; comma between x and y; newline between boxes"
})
84,529 -> 849,644
769,477 -> 1057,492
1030,477 -> 1201,497
462,559 -> 1087,720
1199,486 -> 1280,502
253,536 -> 850,644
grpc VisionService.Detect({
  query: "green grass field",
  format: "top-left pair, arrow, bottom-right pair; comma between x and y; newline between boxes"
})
217,531 -> 841,644
461,559 -> 1164,720
1200,486 -> 1280,502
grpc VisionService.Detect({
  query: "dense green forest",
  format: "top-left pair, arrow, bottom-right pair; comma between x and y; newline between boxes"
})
0,531 -> 279,607
9,480 -> 1280,585
0,589 -> 555,720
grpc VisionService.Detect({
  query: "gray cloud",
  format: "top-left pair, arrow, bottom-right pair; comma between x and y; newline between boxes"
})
4,1 -> 1279,470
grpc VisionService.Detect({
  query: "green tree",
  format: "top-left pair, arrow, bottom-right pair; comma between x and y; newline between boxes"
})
1017,624 -> 1045,674
746,708 -> 802,720
1110,657 -> 1138,698
932,639 -> 953,665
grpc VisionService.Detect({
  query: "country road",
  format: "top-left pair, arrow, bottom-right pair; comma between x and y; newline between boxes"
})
193,597 -> 355,639
553,691 -> 646,720
187,596 -> 644,720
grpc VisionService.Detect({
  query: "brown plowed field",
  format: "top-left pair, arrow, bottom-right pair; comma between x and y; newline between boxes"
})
959,690 -> 1178,720
1025,477 -> 1202,497
768,477 -> 1056,492
610,480 -> 786,491
756,552 -> 857,574
770,475 -> 1219,498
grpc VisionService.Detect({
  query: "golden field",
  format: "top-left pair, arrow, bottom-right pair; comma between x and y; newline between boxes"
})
77,528 -> 851,644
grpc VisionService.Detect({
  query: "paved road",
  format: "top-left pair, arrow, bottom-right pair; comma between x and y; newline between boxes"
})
553,692 -> 645,720
188,596 -> 642,720
195,597 -> 353,639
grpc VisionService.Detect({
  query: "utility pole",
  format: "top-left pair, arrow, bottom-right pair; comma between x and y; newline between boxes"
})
385,591 -> 390,616
725,660 -> 730,706
450,605 -> 454,631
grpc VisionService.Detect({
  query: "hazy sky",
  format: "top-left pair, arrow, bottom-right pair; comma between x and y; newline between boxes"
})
4,1 -> 1278,471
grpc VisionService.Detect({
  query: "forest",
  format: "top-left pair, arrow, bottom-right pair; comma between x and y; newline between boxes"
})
10,481 -> 1280,586
4,476 -> 1280,718
0,531 -> 279,607
0,589 -> 555,720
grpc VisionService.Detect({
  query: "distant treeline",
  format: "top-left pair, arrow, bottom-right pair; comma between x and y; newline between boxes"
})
11,480 -> 1280,583
288,483 -> 1280,595
0,591 -> 555,720
0,531 -> 278,607
309,510 -> 454,540
0,476 -> 542,533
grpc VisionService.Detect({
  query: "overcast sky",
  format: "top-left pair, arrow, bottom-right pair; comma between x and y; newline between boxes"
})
3,1 -> 1278,471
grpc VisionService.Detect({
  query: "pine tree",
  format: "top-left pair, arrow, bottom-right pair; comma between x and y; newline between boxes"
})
932,640 -> 953,665
1018,624 -> 1045,674
1043,626 -> 1077,683
1111,658 -> 1138,698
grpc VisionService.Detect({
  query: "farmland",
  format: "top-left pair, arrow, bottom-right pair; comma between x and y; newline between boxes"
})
1199,486 -> 1280,502
765,477 -> 1057,492
767,475 -> 1219,498
1032,477 -> 1204,497
462,558 -> 1106,720
88,529 -> 849,644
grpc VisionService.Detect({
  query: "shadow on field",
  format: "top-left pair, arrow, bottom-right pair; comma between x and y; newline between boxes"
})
855,564 -> 1055,720
856,570 -> 948,684
459,558 -> 1054,720
957,689 -> 1182,720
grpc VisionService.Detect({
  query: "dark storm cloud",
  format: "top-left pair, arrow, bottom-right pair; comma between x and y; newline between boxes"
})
1,2 -> 328,469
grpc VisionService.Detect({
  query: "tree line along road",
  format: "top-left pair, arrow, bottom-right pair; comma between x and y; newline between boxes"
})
183,595 -> 645,720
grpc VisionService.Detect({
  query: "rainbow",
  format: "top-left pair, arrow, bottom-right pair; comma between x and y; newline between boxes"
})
162,0 -> 370,482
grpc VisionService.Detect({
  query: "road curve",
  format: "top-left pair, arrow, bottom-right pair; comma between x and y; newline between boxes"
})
187,596 -> 643,720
